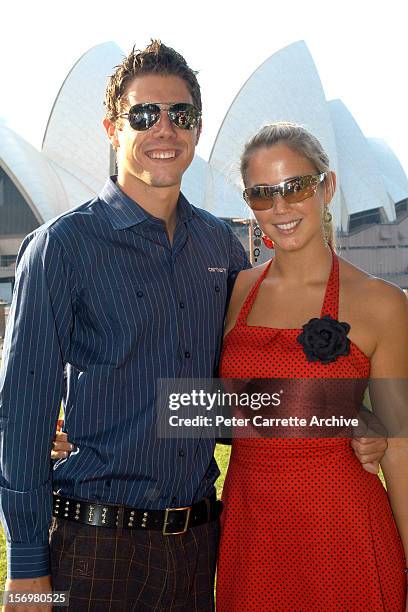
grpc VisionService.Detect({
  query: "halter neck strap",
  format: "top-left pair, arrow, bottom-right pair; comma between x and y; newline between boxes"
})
319,249 -> 339,319
235,248 -> 339,328
235,259 -> 273,327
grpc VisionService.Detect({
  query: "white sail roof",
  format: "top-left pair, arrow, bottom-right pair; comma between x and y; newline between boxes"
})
328,99 -> 395,221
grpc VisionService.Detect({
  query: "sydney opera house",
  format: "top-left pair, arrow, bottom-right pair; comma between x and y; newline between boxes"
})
1,40 -> 408,321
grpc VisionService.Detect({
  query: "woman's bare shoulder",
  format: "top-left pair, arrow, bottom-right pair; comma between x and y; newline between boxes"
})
234,261 -> 269,292
339,256 -> 408,323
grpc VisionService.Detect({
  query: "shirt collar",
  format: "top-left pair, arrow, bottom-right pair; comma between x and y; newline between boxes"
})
99,176 -> 194,230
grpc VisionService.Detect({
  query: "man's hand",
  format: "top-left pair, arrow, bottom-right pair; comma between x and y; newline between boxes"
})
3,576 -> 52,612
51,430 -> 76,461
351,437 -> 388,474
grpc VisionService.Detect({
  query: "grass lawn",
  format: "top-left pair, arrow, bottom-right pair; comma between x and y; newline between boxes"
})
0,528 -> 5,587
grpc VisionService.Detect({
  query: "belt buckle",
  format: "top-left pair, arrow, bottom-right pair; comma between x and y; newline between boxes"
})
162,505 -> 192,535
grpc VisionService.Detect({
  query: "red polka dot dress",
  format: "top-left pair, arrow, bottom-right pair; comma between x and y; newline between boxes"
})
216,252 -> 406,611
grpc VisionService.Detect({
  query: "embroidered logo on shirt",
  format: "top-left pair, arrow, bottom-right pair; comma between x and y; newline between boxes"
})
208,267 -> 227,273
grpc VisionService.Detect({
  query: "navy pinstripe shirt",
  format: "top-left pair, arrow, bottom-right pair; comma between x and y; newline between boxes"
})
0,177 -> 249,579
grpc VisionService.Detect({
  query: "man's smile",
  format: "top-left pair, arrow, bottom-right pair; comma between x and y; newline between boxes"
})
145,149 -> 178,160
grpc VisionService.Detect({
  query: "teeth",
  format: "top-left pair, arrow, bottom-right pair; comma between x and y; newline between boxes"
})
147,150 -> 176,159
276,220 -> 300,230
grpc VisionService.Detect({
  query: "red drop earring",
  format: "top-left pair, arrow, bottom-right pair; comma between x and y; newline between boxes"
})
262,235 -> 274,249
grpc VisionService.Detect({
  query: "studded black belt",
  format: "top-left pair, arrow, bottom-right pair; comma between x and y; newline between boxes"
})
52,492 -> 222,535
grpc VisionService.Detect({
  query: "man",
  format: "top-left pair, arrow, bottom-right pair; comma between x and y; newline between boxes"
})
0,41 -> 386,611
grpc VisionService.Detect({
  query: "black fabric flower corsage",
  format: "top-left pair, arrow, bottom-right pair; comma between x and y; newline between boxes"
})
297,315 -> 351,364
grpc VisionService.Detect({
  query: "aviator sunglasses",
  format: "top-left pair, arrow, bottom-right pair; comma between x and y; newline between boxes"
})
119,102 -> 201,131
243,172 -> 327,211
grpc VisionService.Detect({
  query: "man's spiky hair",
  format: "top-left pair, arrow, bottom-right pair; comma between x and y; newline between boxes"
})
104,39 -> 201,122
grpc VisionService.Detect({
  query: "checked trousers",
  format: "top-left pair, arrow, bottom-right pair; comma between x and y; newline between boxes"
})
50,514 -> 219,611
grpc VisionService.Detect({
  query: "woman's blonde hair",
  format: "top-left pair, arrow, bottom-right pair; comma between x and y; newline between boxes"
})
241,121 -> 335,247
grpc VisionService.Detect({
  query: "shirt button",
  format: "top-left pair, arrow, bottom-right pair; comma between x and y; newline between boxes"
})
172,496 -> 178,505
184,351 -> 191,359
136,291 -> 143,298
215,286 -> 220,293
179,301 -> 185,309
178,449 -> 185,457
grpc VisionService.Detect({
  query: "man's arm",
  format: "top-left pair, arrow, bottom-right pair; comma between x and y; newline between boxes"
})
0,228 -> 76,579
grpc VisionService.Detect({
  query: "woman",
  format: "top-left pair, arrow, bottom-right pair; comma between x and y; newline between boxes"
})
216,122 -> 408,610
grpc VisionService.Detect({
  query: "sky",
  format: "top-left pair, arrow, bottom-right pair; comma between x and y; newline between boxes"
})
1,0 -> 407,173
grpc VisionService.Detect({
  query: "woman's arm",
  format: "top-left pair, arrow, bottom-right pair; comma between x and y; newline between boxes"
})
369,282 -> 408,565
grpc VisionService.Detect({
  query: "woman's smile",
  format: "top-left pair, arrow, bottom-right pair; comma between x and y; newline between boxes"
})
273,218 -> 302,234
